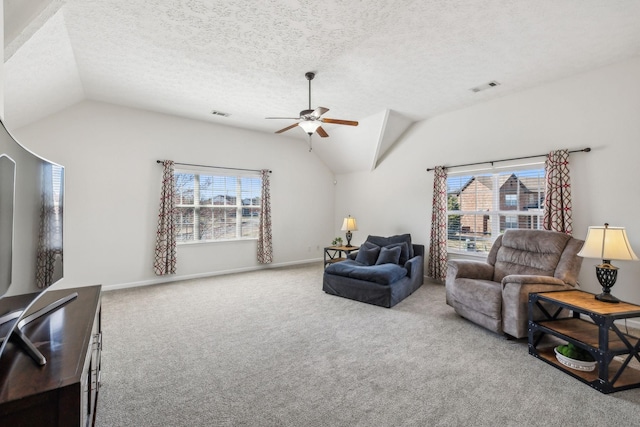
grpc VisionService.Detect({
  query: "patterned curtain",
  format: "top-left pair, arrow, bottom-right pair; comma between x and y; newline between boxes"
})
428,166 -> 448,282
257,169 -> 273,264
543,149 -> 573,234
35,163 -> 63,288
154,160 -> 177,275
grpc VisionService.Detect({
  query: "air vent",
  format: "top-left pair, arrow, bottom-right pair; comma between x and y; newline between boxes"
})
470,80 -> 500,93
211,110 -> 230,117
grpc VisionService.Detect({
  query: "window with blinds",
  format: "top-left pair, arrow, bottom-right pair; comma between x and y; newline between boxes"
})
174,170 -> 262,243
447,167 -> 545,254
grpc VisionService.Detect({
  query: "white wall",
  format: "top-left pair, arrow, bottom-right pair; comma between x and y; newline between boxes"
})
336,57 -> 640,305
1,2 -> 4,118
15,101 -> 335,289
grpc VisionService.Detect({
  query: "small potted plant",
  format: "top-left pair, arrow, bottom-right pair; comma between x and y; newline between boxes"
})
331,237 -> 343,246
554,342 -> 596,371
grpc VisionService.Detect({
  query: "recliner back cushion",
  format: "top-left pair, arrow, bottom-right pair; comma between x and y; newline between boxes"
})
492,229 -> 571,283
552,237 -> 584,285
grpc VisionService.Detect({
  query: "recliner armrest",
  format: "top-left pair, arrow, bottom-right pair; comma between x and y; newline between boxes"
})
501,274 -> 566,287
501,276 -> 575,338
447,259 -> 494,281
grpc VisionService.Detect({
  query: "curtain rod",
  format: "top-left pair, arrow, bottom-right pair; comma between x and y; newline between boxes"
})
156,160 -> 271,173
425,147 -> 591,172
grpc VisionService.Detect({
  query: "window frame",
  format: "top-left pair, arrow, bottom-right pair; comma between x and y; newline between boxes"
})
174,168 -> 262,245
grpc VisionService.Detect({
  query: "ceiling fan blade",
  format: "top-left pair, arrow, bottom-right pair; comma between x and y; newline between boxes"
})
275,123 -> 299,134
266,117 -> 301,120
311,107 -> 329,119
316,126 -> 329,138
320,118 -> 359,126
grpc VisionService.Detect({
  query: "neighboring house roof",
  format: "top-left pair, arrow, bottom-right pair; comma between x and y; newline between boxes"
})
456,173 -> 545,195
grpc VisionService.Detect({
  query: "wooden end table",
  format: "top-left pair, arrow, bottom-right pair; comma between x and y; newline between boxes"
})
528,289 -> 640,393
323,245 -> 359,268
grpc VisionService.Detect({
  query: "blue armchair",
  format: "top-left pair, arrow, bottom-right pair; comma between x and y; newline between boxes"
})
323,234 -> 424,308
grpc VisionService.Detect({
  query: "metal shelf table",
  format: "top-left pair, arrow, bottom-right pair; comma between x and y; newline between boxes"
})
323,245 -> 359,268
528,290 -> 640,393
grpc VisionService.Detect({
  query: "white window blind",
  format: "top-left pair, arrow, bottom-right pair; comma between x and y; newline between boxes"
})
174,170 -> 262,243
446,167 -> 545,254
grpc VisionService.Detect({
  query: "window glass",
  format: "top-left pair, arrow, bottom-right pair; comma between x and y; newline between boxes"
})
174,171 -> 261,243
447,167 -> 545,254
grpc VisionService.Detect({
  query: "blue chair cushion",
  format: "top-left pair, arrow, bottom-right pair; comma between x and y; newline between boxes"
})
325,260 -> 408,285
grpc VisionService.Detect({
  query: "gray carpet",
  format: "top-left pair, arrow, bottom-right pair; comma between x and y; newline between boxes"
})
96,263 -> 640,426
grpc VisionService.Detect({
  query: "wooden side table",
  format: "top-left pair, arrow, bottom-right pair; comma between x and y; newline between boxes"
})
528,289 -> 640,393
324,245 -> 360,268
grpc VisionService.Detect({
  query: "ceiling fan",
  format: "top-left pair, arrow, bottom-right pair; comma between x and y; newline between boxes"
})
266,72 -> 358,138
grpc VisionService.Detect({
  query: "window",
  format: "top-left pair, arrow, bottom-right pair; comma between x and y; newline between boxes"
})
446,167 -> 545,254
504,215 -> 518,229
174,170 -> 262,243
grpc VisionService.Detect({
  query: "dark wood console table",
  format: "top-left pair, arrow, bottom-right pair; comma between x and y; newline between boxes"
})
0,285 -> 102,426
528,289 -> 640,394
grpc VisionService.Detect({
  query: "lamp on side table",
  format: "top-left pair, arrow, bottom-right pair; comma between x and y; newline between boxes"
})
341,215 -> 358,247
577,223 -> 638,303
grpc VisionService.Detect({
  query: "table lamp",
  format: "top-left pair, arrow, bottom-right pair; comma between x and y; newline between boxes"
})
577,223 -> 638,303
341,215 -> 358,247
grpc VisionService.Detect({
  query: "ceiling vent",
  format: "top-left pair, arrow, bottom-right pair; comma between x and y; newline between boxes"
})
470,81 -> 500,93
211,110 -> 230,117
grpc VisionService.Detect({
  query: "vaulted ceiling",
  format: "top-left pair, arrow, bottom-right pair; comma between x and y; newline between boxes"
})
4,0 -> 640,173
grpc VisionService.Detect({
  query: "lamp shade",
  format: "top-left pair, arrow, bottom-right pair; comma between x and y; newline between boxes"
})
577,225 -> 638,261
341,216 -> 358,231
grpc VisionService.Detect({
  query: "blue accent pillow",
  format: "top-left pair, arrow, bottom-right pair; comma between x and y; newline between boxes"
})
376,245 -> 402,265
355,243 -> 380,266
366,234 -> 413,263
384,242 -> 409,265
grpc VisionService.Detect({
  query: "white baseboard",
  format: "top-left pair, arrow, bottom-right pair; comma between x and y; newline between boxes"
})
617,318 -> 640,332
578,314 -> 640,333
102,257 -> 323,292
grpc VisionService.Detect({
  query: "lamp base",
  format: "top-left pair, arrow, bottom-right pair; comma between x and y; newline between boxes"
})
594,263 -> 620,303
345,230 -> 353,247
595,292 -> 620,303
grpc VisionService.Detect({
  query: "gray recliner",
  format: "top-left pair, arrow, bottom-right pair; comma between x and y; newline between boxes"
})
445,229 -> 584,338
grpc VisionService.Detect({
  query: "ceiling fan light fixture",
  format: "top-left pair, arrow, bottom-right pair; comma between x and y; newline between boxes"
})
267,72 -> 358,138
298,121 -> 321,134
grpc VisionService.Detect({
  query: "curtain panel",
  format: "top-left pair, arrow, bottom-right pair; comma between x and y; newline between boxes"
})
257,169 -> 273,264
154,160 -> 177,275
428,166 -> 448,282
543,149 -> 573,235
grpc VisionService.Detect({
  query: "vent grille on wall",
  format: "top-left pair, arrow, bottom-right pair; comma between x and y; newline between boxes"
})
470,81 -> 500,93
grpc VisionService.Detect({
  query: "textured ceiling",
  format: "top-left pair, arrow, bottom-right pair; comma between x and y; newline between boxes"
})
4,0 -> 640,170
